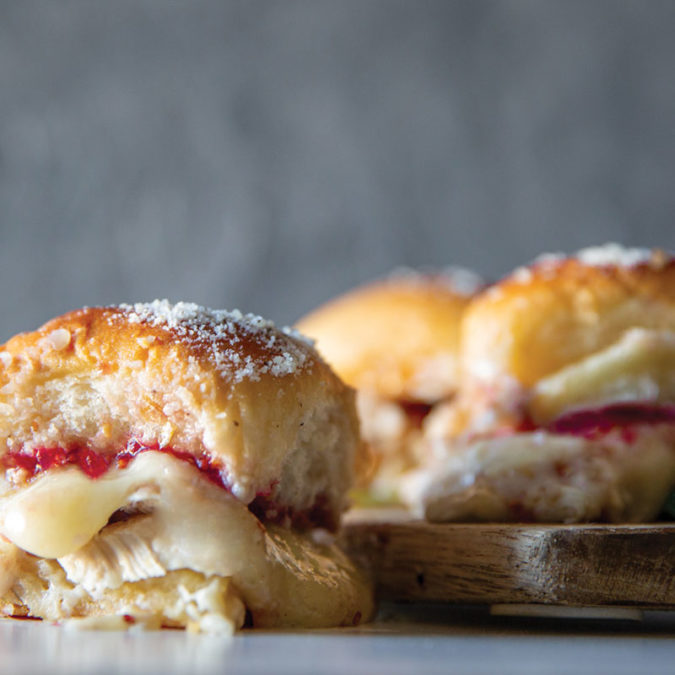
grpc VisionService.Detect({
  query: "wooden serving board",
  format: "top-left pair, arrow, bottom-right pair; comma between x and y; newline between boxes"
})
341,509 -> 675,608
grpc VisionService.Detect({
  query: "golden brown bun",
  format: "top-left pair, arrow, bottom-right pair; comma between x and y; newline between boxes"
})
0,548 -> 247,632
407,247 -> 675,524
0,301 -> 358,520
461,247 -> 675,388
296,270 -> 482,503
0,516 -> 374,631
0,301 -> 373,630
296,269 -> 482,403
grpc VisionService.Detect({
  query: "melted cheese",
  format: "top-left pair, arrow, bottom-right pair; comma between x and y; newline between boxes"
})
404,428 -> 675,523
406,331 -> 675,524
1,466 -> 153,559
0,452 -> 372,629
531,329 -> 675,424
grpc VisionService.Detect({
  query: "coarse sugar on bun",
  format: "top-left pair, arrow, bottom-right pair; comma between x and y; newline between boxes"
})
405,245 -> 675,524
296,268 -> 483,502
0,301 -> 372,630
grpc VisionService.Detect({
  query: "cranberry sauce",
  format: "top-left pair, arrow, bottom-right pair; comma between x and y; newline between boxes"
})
5,446 -> 111,480
547,403 -> 675,439
119,439 -> 232,491
2,439 -> 334,530
2,439 -> 231,491
397,400 -> 434,429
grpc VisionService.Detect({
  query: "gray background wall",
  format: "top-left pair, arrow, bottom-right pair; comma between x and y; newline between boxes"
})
1,1 -> 674,341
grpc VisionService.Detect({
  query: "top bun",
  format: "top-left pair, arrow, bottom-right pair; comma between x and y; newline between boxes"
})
0,300 -> 359,528
461,245 -> 675,389
296,268 -> 483,403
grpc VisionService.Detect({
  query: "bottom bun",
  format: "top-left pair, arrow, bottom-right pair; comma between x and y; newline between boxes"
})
0,453 -> 374,632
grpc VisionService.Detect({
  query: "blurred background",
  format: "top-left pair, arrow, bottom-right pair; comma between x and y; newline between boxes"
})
1,1 -> 674,340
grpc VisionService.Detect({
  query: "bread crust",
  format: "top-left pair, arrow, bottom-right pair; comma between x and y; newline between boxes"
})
297,271 -> 480,403
461,249 -> 675,388
0,302 -> 373,630
406,248 -> 675,524
296,271 -> 482,502
0,301 -> 359,520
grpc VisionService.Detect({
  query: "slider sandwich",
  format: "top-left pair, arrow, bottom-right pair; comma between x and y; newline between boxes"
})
0,301 -> 373,631
406,245 -> 675,523
296,268 -> 483,503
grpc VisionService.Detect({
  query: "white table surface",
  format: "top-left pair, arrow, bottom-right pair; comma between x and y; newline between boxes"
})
2,605 -> 674,675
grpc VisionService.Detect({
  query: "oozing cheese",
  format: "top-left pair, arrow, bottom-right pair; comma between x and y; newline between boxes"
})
408,330 -> 675,524
1,461 -> 159,558
0,452 -> 372,629
530,329 -> 675,424
404,428 -> 675,523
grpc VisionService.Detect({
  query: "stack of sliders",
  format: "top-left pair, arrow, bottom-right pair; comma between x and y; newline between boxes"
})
296,268 -> 483,503
406,244 -> 675,523
0,301 -> 373,631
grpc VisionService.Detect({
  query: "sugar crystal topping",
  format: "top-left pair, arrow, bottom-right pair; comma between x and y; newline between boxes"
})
534,243 -> 660,269
115,300 -> 311,382
507,244 -> 671,285
575,243 -> 655,267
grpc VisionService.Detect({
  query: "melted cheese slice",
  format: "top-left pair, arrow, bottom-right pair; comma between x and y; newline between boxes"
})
404,429 -> 675,523
530,329 -> 675,424
1,463 -> 157,558
0,452 -> 372,628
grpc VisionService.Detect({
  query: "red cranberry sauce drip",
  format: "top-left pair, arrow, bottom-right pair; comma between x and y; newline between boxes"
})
547,403 -> 675,439
118,439 -> 232,491
477,403 -> 675,443
2,440 -> 332,530
397,400 -> 435,429
2,439 -> 232,491
5,446 -> 111,479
